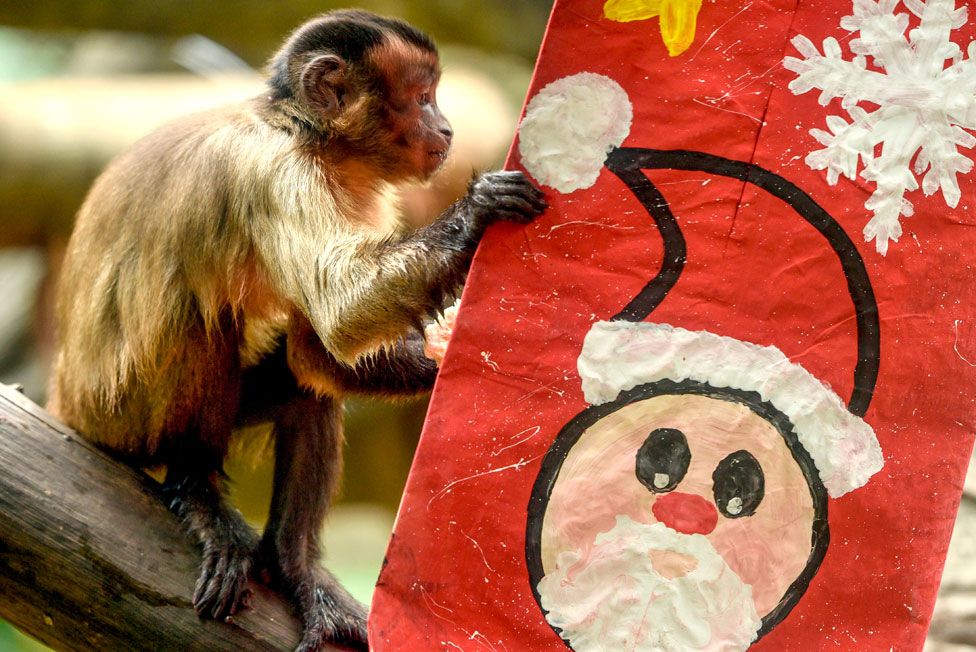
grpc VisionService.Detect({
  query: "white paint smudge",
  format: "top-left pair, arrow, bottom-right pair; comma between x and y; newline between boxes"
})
691,97 -> 762,124
491,425 -> 541,456
460,529 -> 496,573
518,72 -> 632,193
953,319 -> 976,366
688,3 -> 755,61
427,455 -> 543,510
543,219 -> 637,237
420,585 -> 504,652
538,516 -> 761,651
481,351 -> 500,372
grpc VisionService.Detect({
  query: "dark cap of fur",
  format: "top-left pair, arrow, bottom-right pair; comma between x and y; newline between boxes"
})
267,9 -> 437,101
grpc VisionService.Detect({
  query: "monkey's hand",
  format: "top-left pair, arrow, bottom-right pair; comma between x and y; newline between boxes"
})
464,170 -> 547,228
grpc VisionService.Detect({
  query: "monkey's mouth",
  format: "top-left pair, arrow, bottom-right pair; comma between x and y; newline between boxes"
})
428,149 -> 449,163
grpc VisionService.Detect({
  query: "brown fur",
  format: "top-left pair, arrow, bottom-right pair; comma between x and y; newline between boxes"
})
47,10 -> 545,652
48,93 -> 417,458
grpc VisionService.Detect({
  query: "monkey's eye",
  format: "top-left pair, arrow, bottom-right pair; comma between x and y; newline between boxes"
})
712,450 -> 764,518
635,428 -> 691,493
418,91 -> 433,105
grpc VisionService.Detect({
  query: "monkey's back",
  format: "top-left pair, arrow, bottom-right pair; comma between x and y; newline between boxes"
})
48,103 -> 293,461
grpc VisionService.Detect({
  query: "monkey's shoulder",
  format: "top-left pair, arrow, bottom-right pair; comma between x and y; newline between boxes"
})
117,101 -> 284,166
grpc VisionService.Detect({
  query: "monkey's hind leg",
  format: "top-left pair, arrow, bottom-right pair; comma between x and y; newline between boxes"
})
259,393 -> 368,652
162,448 -> 258,621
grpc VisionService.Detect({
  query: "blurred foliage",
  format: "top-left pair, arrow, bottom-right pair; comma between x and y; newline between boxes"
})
0,0 -> 551,65
0,625 -> 49,652
226,397 -> 428,521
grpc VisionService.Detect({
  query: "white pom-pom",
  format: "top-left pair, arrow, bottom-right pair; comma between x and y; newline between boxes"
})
518,72 -> 633,194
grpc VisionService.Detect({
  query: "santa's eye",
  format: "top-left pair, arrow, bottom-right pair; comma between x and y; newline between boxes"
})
712,450 -> 764,518
635,428 -> 691,493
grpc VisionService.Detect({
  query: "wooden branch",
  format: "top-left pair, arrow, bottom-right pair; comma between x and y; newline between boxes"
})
0,383 -> 312,651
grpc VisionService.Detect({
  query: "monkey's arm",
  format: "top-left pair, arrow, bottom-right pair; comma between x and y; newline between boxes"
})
331,172 -> 543,360
286,312 -> 438,398
261,170 -> 545,365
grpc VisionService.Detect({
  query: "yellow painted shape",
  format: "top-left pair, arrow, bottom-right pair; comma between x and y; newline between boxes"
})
659,0 -> 703,56
603,0 -> 662,22
603,0 -> 704,57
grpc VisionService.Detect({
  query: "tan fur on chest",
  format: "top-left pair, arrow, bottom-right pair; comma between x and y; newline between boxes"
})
233,258 -> 289,368
239,315 -> 288,368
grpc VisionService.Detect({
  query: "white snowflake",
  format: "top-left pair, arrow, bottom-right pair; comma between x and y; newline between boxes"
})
784,0 -> 976,255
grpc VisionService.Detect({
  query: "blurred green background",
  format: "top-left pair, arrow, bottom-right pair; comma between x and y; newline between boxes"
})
0,1 -> 550,649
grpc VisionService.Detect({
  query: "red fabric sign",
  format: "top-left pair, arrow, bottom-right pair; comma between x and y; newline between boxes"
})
370,1 -> 976,649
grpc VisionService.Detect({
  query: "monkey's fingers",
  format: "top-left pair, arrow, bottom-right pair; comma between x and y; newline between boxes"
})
496,185 -> 549,218
492,197 -> 548,223
471,170 -> 541,196
489,181 -> 548,210
487,169 -> 545,190
492,171 -> 541,187
508,185 -> 549,209
510,185 -> 548,207
475,169 -> 526,183
193,549 -> 230,617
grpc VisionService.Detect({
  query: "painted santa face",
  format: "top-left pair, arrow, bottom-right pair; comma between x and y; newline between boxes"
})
526,381 -> 828,651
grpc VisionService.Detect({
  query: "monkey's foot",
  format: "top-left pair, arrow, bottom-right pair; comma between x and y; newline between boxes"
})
193,532 -> 256,621
291,568 -> 368,652
255,536 -> 368,650
258,554 -> 369,652
163,484 -> 258,620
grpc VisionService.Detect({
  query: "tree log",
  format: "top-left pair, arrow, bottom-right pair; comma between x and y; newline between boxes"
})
0,383 -> 322,651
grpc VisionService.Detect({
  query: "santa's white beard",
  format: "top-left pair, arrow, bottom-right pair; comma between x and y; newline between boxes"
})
537,515 -> 762,651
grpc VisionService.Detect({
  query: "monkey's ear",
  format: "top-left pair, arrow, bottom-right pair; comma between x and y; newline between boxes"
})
301,54 -> 347,119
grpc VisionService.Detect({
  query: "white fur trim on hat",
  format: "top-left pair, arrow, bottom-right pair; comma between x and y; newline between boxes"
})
577,321 -> 884,498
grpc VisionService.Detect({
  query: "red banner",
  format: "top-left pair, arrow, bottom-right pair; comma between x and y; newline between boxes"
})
371,1 -> 976,649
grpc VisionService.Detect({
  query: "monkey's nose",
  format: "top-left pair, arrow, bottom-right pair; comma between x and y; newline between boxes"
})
439,125 -> 454,140
651,492 -> 718,536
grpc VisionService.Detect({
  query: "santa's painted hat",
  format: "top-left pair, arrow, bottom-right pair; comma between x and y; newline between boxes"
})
577,321 -> 883,497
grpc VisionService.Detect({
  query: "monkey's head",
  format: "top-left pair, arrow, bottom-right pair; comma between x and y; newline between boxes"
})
267,10 -> 453,182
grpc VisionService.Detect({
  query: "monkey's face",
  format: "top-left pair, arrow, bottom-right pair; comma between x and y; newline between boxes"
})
371,41 -> 453,181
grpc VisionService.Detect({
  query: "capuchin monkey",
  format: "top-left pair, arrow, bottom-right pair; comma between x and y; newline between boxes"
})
48,10 -> 546,651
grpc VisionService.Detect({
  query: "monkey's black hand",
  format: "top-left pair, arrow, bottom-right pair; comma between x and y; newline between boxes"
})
466,170 -> 547,226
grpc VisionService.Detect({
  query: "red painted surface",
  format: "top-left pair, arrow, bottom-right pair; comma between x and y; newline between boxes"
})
369,1 -> 976,649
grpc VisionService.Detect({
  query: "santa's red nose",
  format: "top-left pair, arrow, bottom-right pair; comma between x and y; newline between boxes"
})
652,492 -> 718,535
